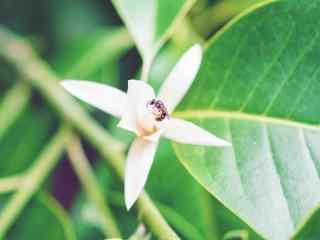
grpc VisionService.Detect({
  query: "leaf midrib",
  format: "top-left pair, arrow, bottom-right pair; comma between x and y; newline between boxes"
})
173,110 -> 320,131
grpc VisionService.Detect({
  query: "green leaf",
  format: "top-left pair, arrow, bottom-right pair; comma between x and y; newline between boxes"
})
8,193 -> 76,240
148,140 -> 262,240
52,28 -> 131,114
111,0 -> 196,62
0,105 -> 56,177
292,206 -> 320,240
147,140 -> 212,240
0,83 -> 30,141
71,164 -> 137,239
53,28 -> 132,82
173,0 -> 320,239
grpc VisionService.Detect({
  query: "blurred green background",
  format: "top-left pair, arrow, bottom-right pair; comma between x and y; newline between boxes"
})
0,0 -> 264,239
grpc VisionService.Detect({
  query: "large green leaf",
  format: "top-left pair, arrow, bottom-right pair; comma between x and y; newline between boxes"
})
111,0 -> 195,61
173,0 -> 320,239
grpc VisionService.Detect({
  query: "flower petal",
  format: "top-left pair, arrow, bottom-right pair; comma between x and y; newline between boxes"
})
125,137 -> 158,210
163,118 -> 231,146
118,80 -> 155,134
61,80 -> 126,118
157,44 -> 202,113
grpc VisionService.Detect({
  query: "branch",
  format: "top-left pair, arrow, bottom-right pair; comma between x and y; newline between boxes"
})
0,175 -> 23,193
0,82 -> 31,140
0,126 -> 70,237
0,26 -> 179,240
66,133 -> 122,238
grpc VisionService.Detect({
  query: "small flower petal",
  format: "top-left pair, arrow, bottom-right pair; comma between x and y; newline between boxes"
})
118,80 -> 155,134
125,137 -> 158,210
163,118 -> 231,146
157,44 -> 202,113
61,80 -> 126,118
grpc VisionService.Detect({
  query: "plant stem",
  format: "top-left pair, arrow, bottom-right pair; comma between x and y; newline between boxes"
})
192,0 -> 267,37
0,26 -> 179,240
0,126 -> 70,237
0,175 -> 23,193
0,82 -> 31,140
141,57 -> 152,82
38,192 -> 77,240
200,190 -> 219,240
66,134 -> 122,238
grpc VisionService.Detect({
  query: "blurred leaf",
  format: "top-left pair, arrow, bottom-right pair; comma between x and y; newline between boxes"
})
146,140 -> 211,240
173,0 -> 320,239
72,194 -> 105,240
52,28 -> 132,115
0,104 -> 56,177
111,0 -> 196,62
48,0 -> 114,46
148,139 -> 263,239
53,28 -> 132,83
7,192 -> 76,240
71,163 -> 137,239
192,0 -> 268,37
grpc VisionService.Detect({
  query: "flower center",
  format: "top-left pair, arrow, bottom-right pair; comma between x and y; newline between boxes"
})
146,99 -> 169,121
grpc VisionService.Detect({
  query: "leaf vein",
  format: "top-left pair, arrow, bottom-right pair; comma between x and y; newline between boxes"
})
208,30 -> 250,109
262,28 -> 320,115
239,21 -> 294,111
264,123 -> 295,229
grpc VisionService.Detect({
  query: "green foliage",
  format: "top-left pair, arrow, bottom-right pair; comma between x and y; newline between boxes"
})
111,0 -> 195,62
8,193 -> 75,240
174,0 -> 320,239
293,206 -> 320,240
1,0 -> 320,239
0,104 -> 56,177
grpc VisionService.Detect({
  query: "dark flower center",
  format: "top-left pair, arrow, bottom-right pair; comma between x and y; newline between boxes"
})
147,99 -> 169,121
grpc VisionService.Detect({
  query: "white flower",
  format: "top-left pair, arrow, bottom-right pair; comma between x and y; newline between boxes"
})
61,44 -> 231,210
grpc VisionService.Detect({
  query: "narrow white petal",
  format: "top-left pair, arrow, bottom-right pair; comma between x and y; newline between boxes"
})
157,44 -> 202,113
61,80 -> 126,118
125,137 -> 158,210
163,118 -> 231,146
118,80 -> 155,134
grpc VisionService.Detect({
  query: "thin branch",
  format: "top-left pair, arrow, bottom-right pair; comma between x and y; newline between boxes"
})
0,126 -> 70,237
0,82 -> 31,140
141,57 -> 152,82
38,192 -> 77,240
0,175 -> 23,193
0,26 -> 179,240
66,133 -> 122,238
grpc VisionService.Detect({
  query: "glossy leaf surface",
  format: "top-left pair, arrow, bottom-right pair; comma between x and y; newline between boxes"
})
173,1 -> 320,239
